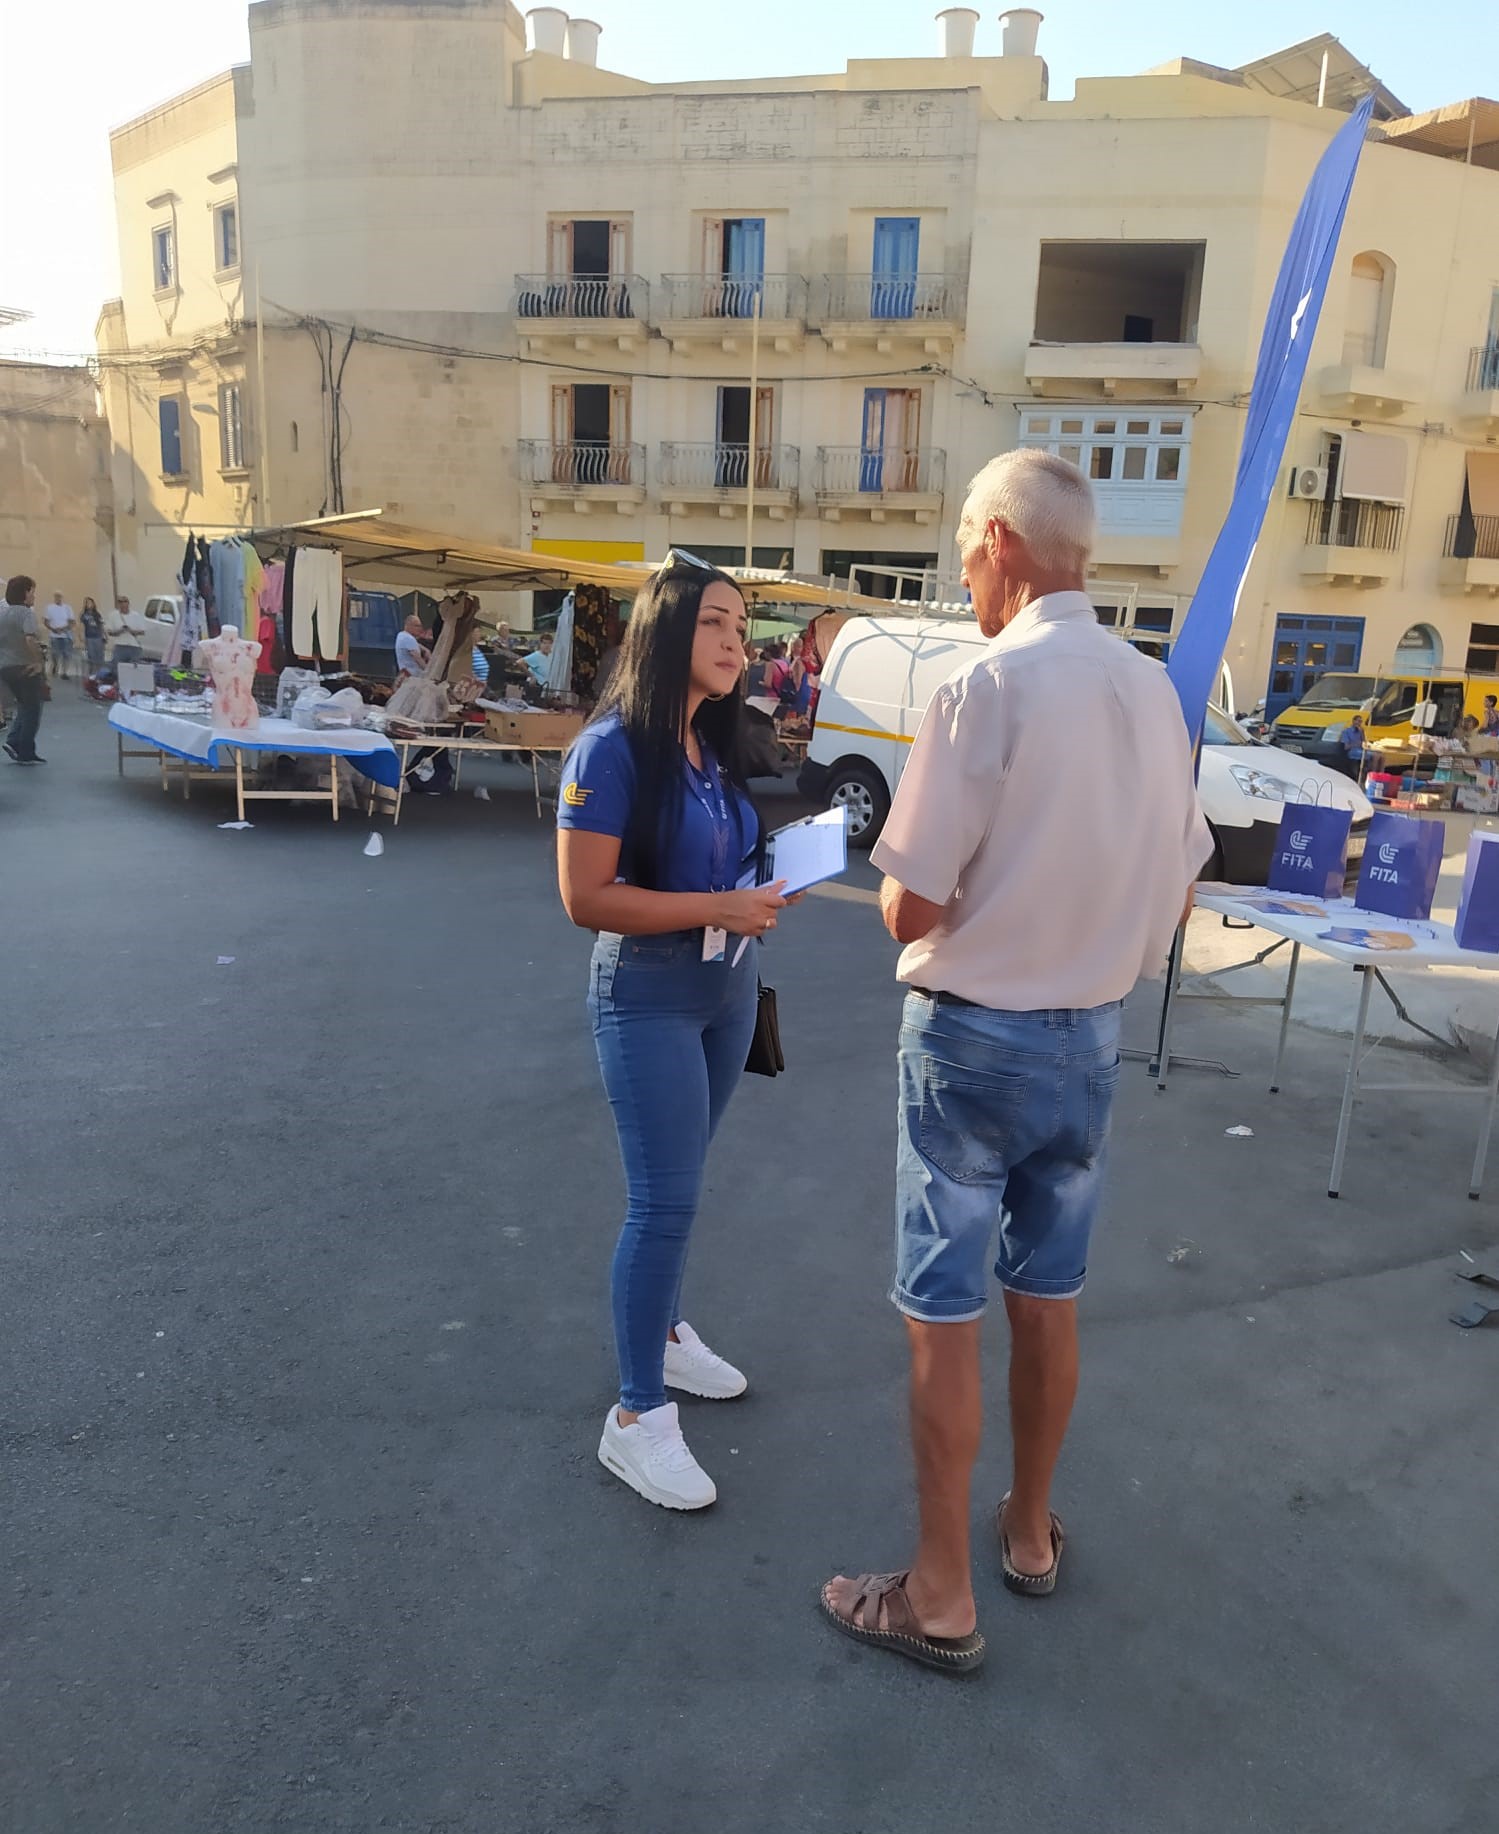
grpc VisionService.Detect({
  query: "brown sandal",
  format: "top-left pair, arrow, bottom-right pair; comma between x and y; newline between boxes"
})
996,1493 -> 1065,1596
818,1572 -> 986,1673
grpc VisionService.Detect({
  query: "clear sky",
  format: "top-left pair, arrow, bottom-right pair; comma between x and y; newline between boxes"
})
0,0 -> 1489,360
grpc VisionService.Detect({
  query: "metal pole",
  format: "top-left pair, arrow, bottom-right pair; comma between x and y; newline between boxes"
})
1270,941 -> 1301,1094
744,287 -> 762,571
1317,49 -> 1329,108
255,262 -> 271,521
1468,1007 -> 1499,1199
1329,966 -> 1375,1198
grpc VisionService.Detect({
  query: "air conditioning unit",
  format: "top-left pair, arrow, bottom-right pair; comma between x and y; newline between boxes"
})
1289,463 -> 1329,501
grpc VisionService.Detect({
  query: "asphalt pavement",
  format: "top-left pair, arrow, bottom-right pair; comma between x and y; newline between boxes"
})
4,696 -> 1497,1833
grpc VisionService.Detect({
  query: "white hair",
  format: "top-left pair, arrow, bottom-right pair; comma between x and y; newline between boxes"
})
957,448 -> 1096,574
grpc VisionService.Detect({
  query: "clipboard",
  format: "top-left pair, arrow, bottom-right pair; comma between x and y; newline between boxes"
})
766,807 -> 848,896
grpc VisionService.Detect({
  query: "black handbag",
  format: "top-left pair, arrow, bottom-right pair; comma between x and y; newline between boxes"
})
744,981 -> 784,1077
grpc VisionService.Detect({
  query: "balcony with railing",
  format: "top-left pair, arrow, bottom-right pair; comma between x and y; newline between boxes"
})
1440,512 -> 1499,595
815,274 -> 961,351
657,275 -> 808,350
814,446 -> 946,523
658,442 -> 800,516
1462,345 -> 1499,431
513,274 -> 650,352
518,439 -> 647,510
1300,497 -> 1404,585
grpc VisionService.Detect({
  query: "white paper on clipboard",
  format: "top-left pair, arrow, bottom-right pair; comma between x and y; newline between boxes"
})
767,807 -> 848,896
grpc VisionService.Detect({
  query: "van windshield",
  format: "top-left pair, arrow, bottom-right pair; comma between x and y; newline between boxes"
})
1297,674 -> 1376,710
1202,705 -> 1251,747
1371,678 -> 1420,723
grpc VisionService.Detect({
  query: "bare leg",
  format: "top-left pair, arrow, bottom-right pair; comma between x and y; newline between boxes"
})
1000,1291 -> 1078,1575
823,1315 -> 982,1639
902,1316 -> 983,1635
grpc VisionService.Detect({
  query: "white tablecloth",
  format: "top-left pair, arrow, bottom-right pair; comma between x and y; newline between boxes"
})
1195,886 -> 1499,971
109,705 -> 403,788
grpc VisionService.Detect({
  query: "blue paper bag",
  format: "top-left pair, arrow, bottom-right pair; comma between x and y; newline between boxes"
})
1267,801 -> 1352,899
1455,832 -> 1499,952
1354,811 -> 1445,920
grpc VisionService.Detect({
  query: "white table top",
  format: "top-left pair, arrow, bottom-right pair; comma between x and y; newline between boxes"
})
110,703 -> 396,763
1195,885 -> 1499,972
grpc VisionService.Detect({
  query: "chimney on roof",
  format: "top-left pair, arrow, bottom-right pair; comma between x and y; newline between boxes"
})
936,8 -> 980,57
566,17 -> 601,65
526,7 -> 567,56
998,8 -> 1043,56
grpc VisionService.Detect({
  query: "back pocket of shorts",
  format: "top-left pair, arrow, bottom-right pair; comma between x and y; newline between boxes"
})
917,1062 -> 1031,1185
1084,1058 -> 1121,1162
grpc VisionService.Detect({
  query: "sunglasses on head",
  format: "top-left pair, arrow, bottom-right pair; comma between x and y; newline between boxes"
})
660,547 -> 716,575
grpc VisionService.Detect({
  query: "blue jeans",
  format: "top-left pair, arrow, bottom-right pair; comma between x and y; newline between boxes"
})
1,667 -> 44,759
894,992 -> 1123,1320
588,931 -> 759,1413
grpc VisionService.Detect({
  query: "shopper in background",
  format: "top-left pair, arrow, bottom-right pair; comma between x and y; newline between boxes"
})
394,614 -> 429,680
44,591 -> 76,680
1,576 -> 48,765
80,598 -> 106,676
556,553 -> 795,1512
1483,694 -> 1499,738
110,597 -> 146,663
1339,713 -> 1367,776
524,631 -> 555,690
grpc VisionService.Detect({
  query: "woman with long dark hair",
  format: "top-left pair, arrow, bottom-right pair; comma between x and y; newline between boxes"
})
557,555 -> 794,1510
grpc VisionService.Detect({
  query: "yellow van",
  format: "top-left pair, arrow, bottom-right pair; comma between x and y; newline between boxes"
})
1272,673 -> 1499,764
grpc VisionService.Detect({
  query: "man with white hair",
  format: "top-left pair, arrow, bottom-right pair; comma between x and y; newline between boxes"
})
821,448 -> 1211,1673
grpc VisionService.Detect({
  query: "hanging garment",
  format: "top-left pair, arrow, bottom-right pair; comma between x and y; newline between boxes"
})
209,540 -> 247,636
570,583 -> 609,699
195,538 -> 218,636
258,559 -> 285,621
288,546 -> 344,661
181,587 -> 206,654
242,546 -> 265,632
547,592 -> 576,696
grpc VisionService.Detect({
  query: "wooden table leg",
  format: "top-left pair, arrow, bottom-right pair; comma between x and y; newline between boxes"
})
235,750 -> 246,823
330,757 -> 339,823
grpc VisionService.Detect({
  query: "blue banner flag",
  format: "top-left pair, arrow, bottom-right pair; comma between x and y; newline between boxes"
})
1167,95 -> 1375,745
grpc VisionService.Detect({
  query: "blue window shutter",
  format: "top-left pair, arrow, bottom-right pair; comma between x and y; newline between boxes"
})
159,398 -> 183,475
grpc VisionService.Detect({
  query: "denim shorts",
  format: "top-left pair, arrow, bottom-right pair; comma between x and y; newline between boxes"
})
893,991 -> 1123,1320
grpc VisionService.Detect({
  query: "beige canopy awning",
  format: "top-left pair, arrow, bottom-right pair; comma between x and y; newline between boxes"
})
1466,449 -> 1499,521
248,510 -> 893,616
1338,430 -> 1409,504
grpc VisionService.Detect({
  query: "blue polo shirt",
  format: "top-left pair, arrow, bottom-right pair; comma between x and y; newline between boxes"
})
558,714 -> 758,893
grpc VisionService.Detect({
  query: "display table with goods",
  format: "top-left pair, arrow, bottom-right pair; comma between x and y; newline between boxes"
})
1161,881 -> 1499,1199
1363,734 -> 1499,814
376,701 -> 587,825
108,702 -> 401,823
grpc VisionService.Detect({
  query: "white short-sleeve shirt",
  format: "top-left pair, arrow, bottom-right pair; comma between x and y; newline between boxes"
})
870,591 -> 1213,1012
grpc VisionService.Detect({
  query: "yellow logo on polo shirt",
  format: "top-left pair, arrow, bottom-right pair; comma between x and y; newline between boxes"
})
562,781 -> 592,806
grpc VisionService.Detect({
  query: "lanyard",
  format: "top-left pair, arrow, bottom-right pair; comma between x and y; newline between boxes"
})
685,748 -> 734,893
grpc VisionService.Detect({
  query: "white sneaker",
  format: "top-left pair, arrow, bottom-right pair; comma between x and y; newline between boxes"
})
597,1402 -> 717,1510
663,1321 -> 748,1400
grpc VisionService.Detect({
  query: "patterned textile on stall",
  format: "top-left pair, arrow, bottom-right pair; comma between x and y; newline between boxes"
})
570,582 -> 610,700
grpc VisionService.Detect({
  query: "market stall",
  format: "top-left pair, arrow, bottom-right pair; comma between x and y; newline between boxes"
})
1362,732 -> 1499,814
109,702 -> 401,823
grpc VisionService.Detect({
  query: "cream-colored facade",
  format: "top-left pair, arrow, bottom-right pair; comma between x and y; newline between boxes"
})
99,3 -> 1499,714
0,360 -> 113,612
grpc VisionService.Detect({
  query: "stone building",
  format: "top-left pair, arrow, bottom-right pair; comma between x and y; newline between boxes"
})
98,4 -> 1499,714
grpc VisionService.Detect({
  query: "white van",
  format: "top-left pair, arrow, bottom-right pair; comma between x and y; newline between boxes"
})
797,616 -> 1372,885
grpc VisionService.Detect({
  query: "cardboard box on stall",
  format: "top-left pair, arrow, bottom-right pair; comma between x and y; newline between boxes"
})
484,709 -> 586,750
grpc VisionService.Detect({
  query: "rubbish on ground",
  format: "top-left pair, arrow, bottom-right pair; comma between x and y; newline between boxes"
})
363,833 -> 384,857
474,786 -> 491,801
217,820 -> 253,831
1225,1124 -> 1255,1138
216,956 -> 235,965
1166,1241 -> 1199,1266
1452,1263 -> 1499,1329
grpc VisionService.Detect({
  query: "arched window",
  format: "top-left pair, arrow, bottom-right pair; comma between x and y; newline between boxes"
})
1396,622 -> 1442,673
1342,252 -> 1393,370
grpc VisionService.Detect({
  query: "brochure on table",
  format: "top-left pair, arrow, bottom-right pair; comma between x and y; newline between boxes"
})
1195,885 -> 1499,969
